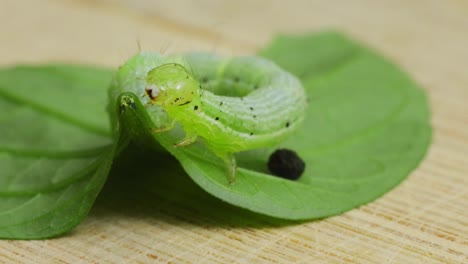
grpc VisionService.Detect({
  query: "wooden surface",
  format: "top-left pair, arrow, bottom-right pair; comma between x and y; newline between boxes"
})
1,0 -> 467,263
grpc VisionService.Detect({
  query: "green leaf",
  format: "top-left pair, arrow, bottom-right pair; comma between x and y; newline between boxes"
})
112,31 -> 431,220
0,65 -> 115,239
0,31 -> 432,240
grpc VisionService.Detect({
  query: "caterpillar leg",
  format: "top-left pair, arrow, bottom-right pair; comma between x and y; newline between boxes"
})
174,134 -> 198,147
219,153 -> 237,184
151,120 -> 176,133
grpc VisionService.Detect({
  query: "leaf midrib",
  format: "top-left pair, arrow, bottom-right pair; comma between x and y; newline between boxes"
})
0,155 -> 103,196
0,145 -> 112,159
0,87 -> 111,137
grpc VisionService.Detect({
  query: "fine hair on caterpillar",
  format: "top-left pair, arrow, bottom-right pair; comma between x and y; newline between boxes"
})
111,52 -> 307,183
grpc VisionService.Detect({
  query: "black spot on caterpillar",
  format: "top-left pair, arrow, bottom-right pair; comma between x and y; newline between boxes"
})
179,100 -> 191,106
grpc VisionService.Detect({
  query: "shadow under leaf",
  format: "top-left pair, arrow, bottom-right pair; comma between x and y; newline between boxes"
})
90,142 -> 305,229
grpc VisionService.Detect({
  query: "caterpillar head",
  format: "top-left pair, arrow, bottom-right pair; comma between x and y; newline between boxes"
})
145,63 -> 198,107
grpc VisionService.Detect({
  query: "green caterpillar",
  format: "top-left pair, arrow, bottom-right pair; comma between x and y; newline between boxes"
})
110,52 -> 307,183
